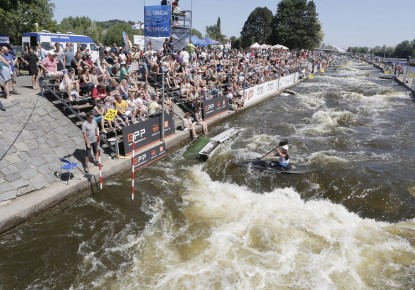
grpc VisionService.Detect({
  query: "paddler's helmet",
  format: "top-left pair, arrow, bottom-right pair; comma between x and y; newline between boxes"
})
282,145 -> 288,151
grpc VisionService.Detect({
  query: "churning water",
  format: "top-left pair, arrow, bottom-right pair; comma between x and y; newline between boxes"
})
1,60 -> 415,289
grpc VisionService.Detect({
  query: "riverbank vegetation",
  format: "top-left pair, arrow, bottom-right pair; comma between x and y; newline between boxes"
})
347,39 -> 415,59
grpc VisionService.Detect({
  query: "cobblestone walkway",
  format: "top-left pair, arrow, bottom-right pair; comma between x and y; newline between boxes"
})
0,92 -> 87,201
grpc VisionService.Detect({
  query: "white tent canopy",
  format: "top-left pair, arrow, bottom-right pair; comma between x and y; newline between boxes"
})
250,42 -> 261,49
261,44 -> 271,49
272,44 -> 289,50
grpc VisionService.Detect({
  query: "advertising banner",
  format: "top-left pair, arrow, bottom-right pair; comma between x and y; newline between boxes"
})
132,142 -> 167,171
133,35 -> 145,50
144,5 -> 171,37
122,113 -> 174,156
202,95 -> 228,120
279,74 -> 295,90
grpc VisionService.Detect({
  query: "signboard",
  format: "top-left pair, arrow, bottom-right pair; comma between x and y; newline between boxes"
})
122,113 -> 174,156
0,36 -> 10,44
144,5 -> 171,37
104,109 -> 117,121
202,94 -> 228,120
132,142 -> 167,171
133,35 -> 145,50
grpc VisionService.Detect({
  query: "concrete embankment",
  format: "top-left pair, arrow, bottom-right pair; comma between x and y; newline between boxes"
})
363,58 -> 415,96
0,74 -> 303,234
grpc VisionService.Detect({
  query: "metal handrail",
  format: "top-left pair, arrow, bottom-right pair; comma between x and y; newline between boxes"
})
40,78 -> 115,154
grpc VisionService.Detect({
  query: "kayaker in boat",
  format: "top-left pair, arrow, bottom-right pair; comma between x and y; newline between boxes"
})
276,145 -> 289,167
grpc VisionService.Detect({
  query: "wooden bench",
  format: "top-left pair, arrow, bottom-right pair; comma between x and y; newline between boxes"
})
71,103 -> 93,114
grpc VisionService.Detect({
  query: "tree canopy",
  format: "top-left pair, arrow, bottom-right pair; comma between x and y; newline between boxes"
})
240,7 -> 273,49
206,17 -> 226,43
102,23 -> 135,47
270,0 -> 322,50
0,0 -> 56,44
191,28 -> 203,39
57,16 -> 103,44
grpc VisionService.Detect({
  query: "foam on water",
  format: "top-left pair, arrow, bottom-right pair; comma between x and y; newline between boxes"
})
82,167 -> 415,290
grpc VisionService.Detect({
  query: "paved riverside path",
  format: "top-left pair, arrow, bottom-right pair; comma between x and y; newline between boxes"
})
0,75 -> 95,201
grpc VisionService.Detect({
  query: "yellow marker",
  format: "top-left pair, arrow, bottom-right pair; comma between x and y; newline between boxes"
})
384,70 -> 389,75
320,69 -> 325,73
104,109 -> 118,121
309,74 -> 315,80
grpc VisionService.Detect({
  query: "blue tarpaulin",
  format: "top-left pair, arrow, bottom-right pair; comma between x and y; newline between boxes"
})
202,37 -> 221,45
191,35 -> 207,47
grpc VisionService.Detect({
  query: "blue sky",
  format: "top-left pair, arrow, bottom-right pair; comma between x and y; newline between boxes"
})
52,0 -> 415,49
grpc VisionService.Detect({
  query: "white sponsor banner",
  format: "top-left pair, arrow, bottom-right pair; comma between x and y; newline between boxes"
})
279,74 -> 295,90
133,35 -> 145,50
0,36 -> 10,43
241,73 -> 297,106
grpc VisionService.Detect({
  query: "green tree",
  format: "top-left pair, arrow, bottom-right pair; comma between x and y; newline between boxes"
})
206,17 -> 225,43
230,36 -> 242,50
240,7 -> 273,49
270,0 -> 322,50
0,0 -> 56,44
102,23 -> 135,47
395,40 -> 414,58
57,16 -> 103,43
191,28 -> 203,39
302,1 -> 322,49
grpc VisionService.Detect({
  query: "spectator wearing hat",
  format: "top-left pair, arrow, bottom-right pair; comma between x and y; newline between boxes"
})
40,50 -> 64,80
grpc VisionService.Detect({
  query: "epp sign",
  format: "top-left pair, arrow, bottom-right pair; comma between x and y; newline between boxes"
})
202,95 -> 228,120
132,142 -> 167,171
122,113 -> 173,156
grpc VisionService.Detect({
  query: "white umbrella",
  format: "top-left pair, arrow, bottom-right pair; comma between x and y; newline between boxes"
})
272,44 -> 283,49
250,42 -> 261,49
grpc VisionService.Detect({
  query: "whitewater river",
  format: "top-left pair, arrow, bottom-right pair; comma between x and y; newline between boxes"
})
1,59 -> 415,289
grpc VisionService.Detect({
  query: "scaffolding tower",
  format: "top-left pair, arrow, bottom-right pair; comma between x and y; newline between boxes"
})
170,9 -> 192,51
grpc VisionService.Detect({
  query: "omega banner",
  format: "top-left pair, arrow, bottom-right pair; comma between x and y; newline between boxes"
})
122,113 -> 174,156
132,142 -> 167,171
202,95 -> 228,120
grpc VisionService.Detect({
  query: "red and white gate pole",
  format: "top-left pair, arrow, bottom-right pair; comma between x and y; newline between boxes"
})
131,140 -> 135,200
98,135 -> 102,190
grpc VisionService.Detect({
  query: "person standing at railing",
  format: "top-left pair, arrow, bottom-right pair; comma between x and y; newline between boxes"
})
171,0 -> 180,25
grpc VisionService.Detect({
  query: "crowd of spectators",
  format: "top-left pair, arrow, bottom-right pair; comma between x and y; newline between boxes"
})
0,38 -> 331,135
